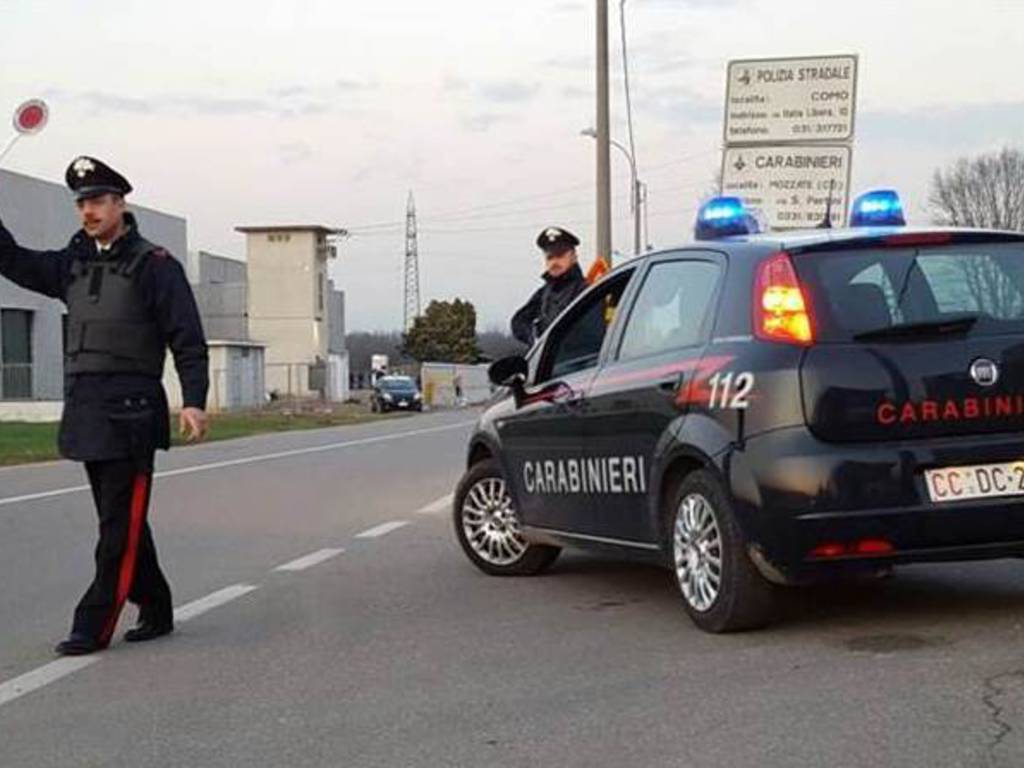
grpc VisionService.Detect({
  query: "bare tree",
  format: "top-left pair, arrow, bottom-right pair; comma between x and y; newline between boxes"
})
929,147 -> 1024,231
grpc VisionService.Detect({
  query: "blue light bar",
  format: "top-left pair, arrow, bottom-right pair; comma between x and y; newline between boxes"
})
849,189 -> 906,227
695,196 -> 760,240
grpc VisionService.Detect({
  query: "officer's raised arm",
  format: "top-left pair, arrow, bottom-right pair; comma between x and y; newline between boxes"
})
0,213 -> 71,300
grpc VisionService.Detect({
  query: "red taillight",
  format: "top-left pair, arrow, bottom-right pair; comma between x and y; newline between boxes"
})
809,539 -> 895,559
809,542 -> 846,559
853,538 -> 894,555
753,252 -> 814,345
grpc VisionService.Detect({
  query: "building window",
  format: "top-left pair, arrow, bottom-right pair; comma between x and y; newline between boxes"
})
268,233 -> 291,243
1,309 -> 33,399
317,272 -> 325,316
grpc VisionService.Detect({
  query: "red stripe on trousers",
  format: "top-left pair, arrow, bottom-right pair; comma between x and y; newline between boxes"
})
99,473 -> 149,647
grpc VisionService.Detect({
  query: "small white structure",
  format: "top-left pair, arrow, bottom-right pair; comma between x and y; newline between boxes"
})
163,340 -> 266,413
327,351 -> 351,402
421,363 -> 492,408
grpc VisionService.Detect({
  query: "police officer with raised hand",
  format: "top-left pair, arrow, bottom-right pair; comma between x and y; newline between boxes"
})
0,156 -> 209,655
511,226 -> 588,346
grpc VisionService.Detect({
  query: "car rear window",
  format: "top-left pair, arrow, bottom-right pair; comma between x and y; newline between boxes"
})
791,243 -> 1024,342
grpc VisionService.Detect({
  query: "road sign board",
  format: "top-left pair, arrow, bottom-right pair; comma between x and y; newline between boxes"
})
724,55 -> 857,145
721,145 -> 852,230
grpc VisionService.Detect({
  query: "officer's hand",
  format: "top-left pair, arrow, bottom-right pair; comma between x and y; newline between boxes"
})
179,407 -> 209,443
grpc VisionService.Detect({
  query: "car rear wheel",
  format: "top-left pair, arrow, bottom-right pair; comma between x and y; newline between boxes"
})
669,470 -> 775,632
454,458 -> 560,576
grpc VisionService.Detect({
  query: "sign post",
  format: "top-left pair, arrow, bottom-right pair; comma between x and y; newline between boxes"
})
0,99 -> 49,165
721,55 -> 857,229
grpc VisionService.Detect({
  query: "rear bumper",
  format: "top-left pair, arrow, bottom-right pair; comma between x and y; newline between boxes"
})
731,427 -> 1024,580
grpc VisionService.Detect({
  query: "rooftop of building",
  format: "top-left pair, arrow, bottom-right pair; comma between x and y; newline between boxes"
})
235,224 -> 348,236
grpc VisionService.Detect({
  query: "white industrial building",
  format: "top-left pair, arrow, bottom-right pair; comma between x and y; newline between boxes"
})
237,224 -> 349,403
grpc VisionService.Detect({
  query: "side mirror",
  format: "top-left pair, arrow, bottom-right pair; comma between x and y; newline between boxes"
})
488,355 -> 528,388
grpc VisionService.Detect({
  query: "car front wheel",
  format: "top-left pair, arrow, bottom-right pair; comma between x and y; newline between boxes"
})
668,470 -> 775,632
453,458 -> 560,576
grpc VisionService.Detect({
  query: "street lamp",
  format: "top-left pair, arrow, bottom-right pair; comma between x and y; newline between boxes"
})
581,127 -> 643,255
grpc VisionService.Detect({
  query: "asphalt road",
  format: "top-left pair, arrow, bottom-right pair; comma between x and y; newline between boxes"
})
3,408 -> 1024,767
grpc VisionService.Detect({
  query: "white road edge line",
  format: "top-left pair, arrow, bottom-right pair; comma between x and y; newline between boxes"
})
273,548 -> 345,572
355,521 -> 410,539
0,421 -> 476,508
0,657 -> 99,709
174,584 -> 259,623
417,493 -> 454,515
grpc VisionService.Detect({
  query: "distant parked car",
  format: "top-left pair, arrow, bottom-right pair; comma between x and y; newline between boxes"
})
371,375 -> 423,413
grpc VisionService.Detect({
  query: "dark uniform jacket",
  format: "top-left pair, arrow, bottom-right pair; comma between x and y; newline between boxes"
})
0,214 -> 208,462
511,263 -> 587,346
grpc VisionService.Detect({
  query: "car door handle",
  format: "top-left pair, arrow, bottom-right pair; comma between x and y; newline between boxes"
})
657,375 -> 684,394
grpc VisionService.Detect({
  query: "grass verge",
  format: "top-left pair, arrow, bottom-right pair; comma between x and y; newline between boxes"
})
0,403 -> 408,467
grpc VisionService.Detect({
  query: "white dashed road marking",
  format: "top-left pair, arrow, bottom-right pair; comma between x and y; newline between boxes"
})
0,421 -> 475,509
0,657 -> 100,709
417,493 -> 454,515
355,521 -> 410,539
0,583 -> 260,710
273,548 -> 345,572
174,584 -> 259,623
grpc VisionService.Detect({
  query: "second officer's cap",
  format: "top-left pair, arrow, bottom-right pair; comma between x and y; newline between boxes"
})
536,227 -> 580,255
65,156 -> 133,201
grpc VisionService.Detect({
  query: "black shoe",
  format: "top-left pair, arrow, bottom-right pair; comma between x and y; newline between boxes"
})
55,633 -> 103,656
124,620 -> 174,643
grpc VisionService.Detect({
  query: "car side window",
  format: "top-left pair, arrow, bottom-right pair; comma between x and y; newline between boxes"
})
537,270 -> 633,382
617,260 -> 721,361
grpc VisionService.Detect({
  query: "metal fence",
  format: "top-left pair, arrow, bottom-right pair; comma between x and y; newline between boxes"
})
0,363 -> 32,399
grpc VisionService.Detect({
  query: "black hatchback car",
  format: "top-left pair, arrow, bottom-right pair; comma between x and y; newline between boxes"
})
370,375 -> 423,413
452,190 -> 1024,632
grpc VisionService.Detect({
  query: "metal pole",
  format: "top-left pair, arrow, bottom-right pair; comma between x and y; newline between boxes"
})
633,177 -> 642,256
596,0 -> 612,266
0,134 -> 21,165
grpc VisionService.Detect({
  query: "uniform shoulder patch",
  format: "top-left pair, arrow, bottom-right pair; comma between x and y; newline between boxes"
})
150,247 -> 171,260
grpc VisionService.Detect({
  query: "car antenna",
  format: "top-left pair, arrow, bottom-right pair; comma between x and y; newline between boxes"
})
817,179 -> 835,229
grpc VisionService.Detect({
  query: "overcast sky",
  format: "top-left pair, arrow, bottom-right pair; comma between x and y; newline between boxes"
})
3,0 -> 1022,331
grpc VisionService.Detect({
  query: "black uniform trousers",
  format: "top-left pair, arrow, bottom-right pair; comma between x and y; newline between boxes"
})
72,457 -> 172,646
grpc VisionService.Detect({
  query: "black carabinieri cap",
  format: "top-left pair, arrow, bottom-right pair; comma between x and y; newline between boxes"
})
65,156 -> 133,201
536,226 -> 580,255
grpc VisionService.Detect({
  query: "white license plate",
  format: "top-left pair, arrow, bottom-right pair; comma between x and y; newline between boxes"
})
925,461 -> 1024,503
399,400 -> 408,407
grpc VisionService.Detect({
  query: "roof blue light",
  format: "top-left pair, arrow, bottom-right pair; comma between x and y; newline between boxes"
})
849,189 -> 906,227
695,196 -> 760,240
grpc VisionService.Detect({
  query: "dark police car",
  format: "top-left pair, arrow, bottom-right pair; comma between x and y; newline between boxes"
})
370,375 -> 423,413
452,190 -> 1024,632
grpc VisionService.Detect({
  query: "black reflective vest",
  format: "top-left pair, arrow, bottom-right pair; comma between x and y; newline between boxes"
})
64,238 -> 165,377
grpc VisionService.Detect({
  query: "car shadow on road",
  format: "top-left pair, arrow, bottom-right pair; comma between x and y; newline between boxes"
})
547,553 -> 1024,633
776,561 -> 1024,630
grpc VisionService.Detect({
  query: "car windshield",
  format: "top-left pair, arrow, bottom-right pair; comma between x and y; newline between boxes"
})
380,377 -> 416,391
792,243 -> 1024,341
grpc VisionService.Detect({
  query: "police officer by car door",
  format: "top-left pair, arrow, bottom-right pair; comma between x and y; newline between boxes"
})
511,227 -> 588,346
0,156 -> 209,655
